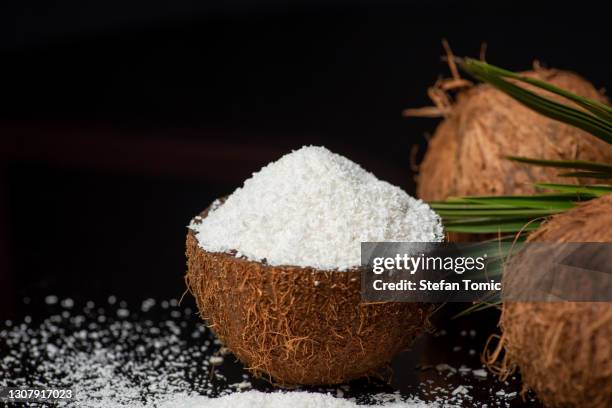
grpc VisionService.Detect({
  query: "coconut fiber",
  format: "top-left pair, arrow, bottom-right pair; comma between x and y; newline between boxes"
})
416,67 -> 612,202
185,208 -> 434,386
490,194 -> 612,407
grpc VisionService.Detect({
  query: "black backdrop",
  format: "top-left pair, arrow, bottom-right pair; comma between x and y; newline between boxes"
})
1,0 -> 610,319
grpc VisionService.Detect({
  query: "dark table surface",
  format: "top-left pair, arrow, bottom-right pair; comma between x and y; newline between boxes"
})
0,294 -> 541,407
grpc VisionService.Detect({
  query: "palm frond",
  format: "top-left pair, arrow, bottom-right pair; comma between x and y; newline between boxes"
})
441,58 -> 612,317
430,188 -> 603,235
558,171 -> 612,179
459,58 -> 612,145
461,58 -> 612,124
506,156 -> 612,173
534,183 -> 612,196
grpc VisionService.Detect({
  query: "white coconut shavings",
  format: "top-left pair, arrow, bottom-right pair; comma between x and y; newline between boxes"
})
1,300 -> 524,408
0,313 -> 445,408
472,369 -> 488,379
190,146 -> 443,270
155,390 -> 448,408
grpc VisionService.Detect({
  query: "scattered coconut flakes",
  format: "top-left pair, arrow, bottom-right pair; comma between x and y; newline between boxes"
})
190,146 -> 443,271
156,391 -> 440,408
45,295 -> 59,305
141,298 -> 156,312
1,298 -> 524,408
458,365 -> 471,374
435,363 -> 456,374
451,385 -> 469,396
472,369 -> 488,379
233,381 -> 251,390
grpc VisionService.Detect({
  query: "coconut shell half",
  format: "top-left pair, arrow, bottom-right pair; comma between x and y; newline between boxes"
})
185,206 -> 434,386
500,194 -> 612,407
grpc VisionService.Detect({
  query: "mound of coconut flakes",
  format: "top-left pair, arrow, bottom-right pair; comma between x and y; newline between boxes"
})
190,146 -> 443,270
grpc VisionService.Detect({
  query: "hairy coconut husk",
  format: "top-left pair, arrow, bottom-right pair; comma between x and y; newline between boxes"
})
486,194 -> 612,407
185,205 -> 434,386
416,67 -> 612,202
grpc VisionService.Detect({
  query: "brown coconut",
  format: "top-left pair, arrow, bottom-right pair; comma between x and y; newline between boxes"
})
416,67 -> 612,202
492,194 -> 612,407
185,206 -> 434,386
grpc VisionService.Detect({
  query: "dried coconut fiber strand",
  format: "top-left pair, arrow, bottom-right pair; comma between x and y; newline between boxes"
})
190,145 -> 443,270
186,146 -> 443,385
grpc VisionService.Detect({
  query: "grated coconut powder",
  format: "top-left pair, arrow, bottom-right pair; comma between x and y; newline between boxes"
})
190,146 -> 443,270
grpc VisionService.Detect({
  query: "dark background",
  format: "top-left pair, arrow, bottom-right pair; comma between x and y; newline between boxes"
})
1,0 -> 610,319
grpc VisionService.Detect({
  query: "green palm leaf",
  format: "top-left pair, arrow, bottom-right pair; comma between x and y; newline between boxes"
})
438,58 -> 612,317
431,193 -> 588,210
437,208 -> 565,218
558,171 -> 612,179
462,58 -> 612,123
534,183 -> 612,196
506,156 -> 612,173
444,220 -> 542,234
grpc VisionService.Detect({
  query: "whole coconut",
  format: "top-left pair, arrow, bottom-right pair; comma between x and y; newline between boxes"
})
186,206 -> 434,386
416,67 -> 612,201
499,194 -> 612,407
